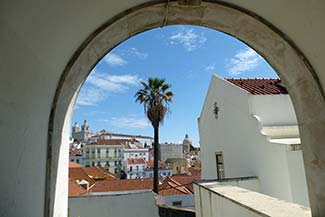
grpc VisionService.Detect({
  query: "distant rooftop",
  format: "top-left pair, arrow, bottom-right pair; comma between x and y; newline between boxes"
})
226,78 -> 288,95
87,139 -> 135,146
128,158 -> 146,165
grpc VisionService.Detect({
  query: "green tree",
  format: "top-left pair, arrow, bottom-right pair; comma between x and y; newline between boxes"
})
135,78 -> 174,194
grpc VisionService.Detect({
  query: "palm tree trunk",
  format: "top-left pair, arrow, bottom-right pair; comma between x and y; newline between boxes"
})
153,126 -> 159,194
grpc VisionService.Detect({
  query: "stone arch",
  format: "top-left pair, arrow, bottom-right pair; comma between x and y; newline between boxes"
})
47,1 -> 325,216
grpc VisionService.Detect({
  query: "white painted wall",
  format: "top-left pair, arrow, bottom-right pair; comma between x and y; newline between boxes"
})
198,75 -> 309,206
68,191 -> 159,217
1,1 -> 325,216
251,95 -> 297,126
194,183 -> 311,217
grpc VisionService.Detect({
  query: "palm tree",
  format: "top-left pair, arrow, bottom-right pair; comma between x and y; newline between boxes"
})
135,78 -> 173,194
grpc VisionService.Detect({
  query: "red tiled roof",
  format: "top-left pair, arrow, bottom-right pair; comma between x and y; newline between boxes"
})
226,78 -> 288,95
69,167 -> 96,187
87,139 -> 132,146
128,158 -> 146,165
69,162 -> 82,168
91,178 -> 153,192
83,167 -> 117,181
69,149 -> 82,156
159,175 -> 201,196
68,178 -> 87,197
146,160 -> 165,168
188,167 -> 201,176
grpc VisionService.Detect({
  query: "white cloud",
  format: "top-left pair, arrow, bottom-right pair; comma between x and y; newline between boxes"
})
205,64 -> 216,72
101,116 -> 151,129
104,53 -> 127,66
226,48 -> 262,75
87,70 -> 140,92
127,47 -> 148,59
169,27 -> 206,51
76,69 -> 141,106
76,88 -> 104,106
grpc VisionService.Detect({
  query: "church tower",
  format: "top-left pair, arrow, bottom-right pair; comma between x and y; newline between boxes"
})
182,134 -> 192,153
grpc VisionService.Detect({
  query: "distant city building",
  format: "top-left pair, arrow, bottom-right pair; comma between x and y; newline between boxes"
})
83,139 -> 125,174
165,158 -> 189,175
145,160 -> 173,178
182,134 -> 192,153
123,158 -> 146,179
89,129 -> 153,147
160,143 -> 183,162
69,149 -> 83,165
123,141 -> 149,161
71,120 -> 153,147
72,120 -> 97,143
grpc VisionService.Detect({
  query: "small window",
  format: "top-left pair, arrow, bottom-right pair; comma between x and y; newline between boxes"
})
92,161 -> 95,166
172,201 -> 182,207
76,159 -> 79,163
216,152 -> 225,179
97,148 -> 100,154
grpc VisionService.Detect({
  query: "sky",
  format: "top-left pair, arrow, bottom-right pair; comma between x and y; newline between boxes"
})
72,25 -> 277,146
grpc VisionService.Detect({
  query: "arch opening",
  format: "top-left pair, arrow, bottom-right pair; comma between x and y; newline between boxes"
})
47,2 -> 325,217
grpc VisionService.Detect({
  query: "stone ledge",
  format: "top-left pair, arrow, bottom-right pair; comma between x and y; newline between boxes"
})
196,182 -> 311,217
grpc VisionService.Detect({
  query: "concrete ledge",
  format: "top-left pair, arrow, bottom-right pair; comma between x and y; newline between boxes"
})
195,181 -> 311,217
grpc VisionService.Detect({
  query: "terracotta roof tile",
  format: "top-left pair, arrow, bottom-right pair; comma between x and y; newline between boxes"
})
146,160 -> 165,168
127,158 -> 146,165
91,178 -> 153,192
87,139 -> 132,146
69,149 -> 82,156
69,167 -> 96,186
159,175 -> 201,196
83,166 -> 117,180
188,167 -> 201,176
69,162 -> 82,168
68,178 -> 87,197
226,78 -> 288,95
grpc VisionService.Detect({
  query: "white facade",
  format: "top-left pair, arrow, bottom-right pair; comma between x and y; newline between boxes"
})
89,131 -> 153,147
124,159 -> 146,179
198,75 -> 309,206
145,168 -> 173,178
124,145 -> 149,161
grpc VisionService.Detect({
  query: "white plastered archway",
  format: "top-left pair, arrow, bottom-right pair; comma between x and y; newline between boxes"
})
47,1 -> 325,216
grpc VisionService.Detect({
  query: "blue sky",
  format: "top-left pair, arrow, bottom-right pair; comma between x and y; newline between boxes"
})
72,25 -> 277,146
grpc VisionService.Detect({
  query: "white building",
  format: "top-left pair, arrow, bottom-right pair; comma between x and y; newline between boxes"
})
198,75 -> 309,207
89,130 -> 153,147
123,142 -> 149,161
123,158 -> 146,179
